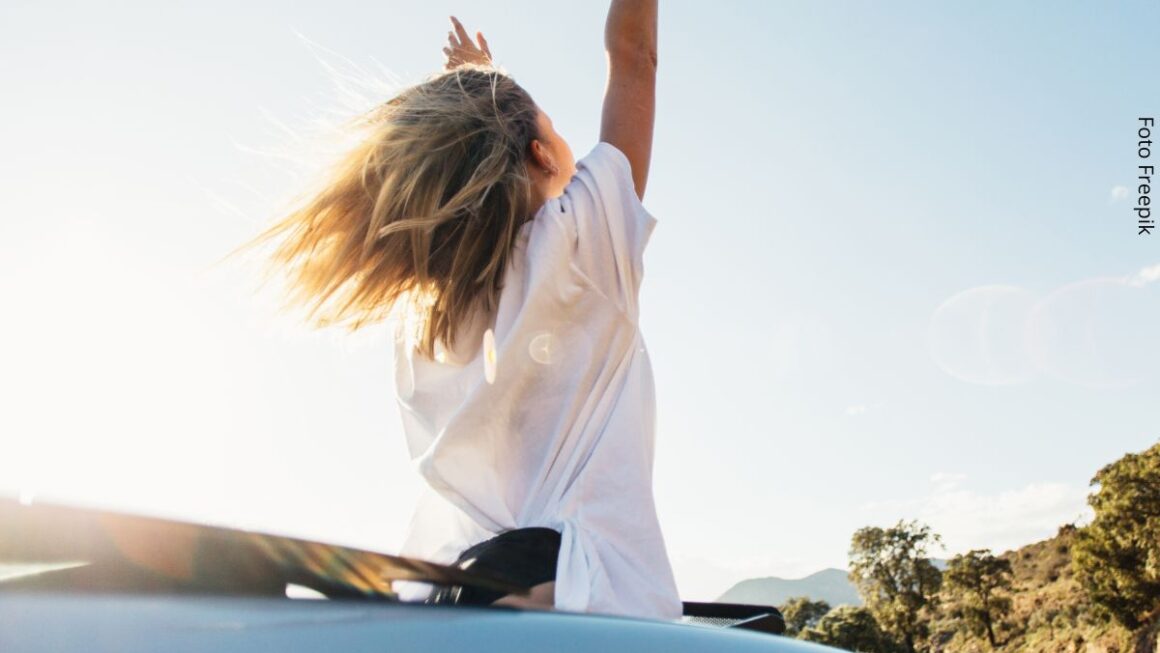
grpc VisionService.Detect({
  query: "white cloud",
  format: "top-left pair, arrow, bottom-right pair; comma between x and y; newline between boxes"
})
929,472 -> 968,492
861,480 -> 1093,557
845,401 -> 885,416
1110,185 -> 1130,202
1123,262 -> 1160,288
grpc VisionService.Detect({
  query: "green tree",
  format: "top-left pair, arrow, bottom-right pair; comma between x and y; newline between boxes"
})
800,605 -> 899,653
848,520 -> 943,653
942,549 -> 1013,648
1072,441 -> 1160,630
780,596 -> 831,636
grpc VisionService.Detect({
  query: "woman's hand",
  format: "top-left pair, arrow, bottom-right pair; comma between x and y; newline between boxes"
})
442,15 -> 493,70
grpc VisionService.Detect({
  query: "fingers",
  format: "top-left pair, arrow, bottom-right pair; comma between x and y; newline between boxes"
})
477,31 -> 491,59
450,16 -> 472,49
444,15 -> 492,69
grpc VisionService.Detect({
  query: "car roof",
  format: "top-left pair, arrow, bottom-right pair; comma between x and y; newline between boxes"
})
1,497 -> 814,651
0,496 -> 522,599
0,593 -> 830,653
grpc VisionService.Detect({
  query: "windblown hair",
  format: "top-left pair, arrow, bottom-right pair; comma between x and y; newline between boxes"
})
238,65 -> 540,359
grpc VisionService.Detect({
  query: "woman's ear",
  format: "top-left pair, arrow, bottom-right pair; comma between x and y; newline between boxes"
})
528,139 -> 555,175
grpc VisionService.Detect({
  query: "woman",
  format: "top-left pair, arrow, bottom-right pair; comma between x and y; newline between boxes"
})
242,1 -> 677,619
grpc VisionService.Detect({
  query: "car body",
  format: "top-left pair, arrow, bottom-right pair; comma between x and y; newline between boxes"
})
0,498 -> 843,652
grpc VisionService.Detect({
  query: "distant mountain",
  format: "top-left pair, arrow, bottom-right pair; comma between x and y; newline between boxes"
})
716,560 -> 949,608
716,568 -> 862,607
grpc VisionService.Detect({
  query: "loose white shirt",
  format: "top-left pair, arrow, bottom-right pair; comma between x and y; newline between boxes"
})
390,142 -> 682,621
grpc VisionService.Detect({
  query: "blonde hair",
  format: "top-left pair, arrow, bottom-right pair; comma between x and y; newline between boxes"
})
234,65 -> 540,359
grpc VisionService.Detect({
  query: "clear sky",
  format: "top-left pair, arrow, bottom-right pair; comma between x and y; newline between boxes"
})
1,1 -> 1158,602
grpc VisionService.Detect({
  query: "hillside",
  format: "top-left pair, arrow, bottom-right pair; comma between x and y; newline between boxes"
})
717,568 -> 863,608
720,534 -> 1155,652
933,526 -> 1150,653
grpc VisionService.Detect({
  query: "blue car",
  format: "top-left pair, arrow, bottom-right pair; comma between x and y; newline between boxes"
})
0,498 -> 845,652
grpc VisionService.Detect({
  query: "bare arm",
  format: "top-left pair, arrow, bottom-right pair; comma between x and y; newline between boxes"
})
600,0 -> 658,201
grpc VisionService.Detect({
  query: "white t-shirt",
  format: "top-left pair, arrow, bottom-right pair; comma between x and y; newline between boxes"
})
389,142 -> 682,621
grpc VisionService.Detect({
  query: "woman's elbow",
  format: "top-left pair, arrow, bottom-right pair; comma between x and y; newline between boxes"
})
606,40 -> 658,71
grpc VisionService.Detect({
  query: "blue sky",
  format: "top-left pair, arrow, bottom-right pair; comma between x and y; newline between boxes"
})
1,1 -> 1158,601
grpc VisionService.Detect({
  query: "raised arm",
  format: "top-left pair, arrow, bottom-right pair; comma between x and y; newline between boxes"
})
600,0 -> 658,201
